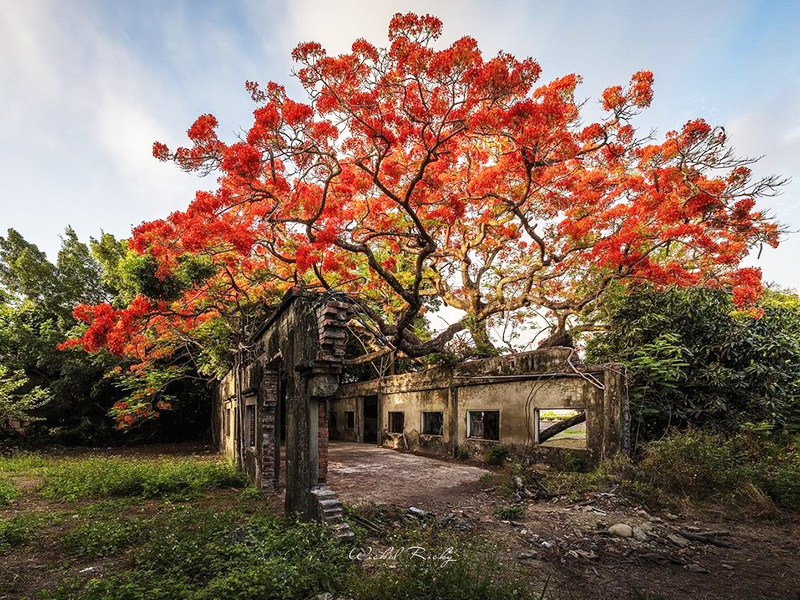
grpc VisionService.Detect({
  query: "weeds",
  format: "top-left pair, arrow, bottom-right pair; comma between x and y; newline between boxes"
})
543,430 -> 800,513
40,457 -> 247,501
346,527 -> 538,600
62,518 -> 148,557
0,476 -> 20,505
493,504 -> 525,520
0,512 -> 58,553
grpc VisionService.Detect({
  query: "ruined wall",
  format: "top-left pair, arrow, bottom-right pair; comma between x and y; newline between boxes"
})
214,291 -> 350,520
335,348 -> 627,463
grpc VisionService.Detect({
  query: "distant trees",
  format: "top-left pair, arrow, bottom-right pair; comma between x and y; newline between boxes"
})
0,228 -> 208,441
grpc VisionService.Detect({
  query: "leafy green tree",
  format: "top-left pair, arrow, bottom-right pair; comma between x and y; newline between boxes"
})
0,364 -> 49,428
587,286 -> 800,442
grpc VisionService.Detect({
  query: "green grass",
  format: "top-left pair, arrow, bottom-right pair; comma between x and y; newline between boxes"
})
346,527 -> 541,600
40,457 -> 247,501
0,476 -> 20,505
61,517 -> 148,557
0,453 -> 46,474
493,504 -> 526,520
42,506 -> 352,600
2,449 -> 551,600
0,511 -> 59,553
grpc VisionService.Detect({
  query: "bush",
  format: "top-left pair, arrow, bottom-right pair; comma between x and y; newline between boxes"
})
638,430 -> 800,510
40,457 -> 247,501
587,287 -> 800,440
484,445 -> 511,466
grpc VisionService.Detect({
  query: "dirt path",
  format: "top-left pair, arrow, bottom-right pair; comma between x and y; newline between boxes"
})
327,441 -> 491,509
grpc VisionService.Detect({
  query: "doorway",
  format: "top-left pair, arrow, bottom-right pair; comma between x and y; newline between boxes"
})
362,395 -> 378,443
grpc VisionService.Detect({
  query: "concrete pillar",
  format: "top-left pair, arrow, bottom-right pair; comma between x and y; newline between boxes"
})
602,366 -> 626,459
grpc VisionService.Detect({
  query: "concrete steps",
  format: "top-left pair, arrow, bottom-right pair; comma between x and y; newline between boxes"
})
311,485 -> 354,541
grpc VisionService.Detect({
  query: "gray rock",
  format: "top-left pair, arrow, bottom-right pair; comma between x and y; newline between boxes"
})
685,563 -> 709,574
407,506 -> 428,518
608,523 -> 633,538
667,533 -> 690,548
518,550 -> 539,560
632,526 -> 649,541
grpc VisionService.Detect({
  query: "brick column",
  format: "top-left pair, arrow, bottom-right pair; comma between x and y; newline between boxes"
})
318,399 -> 329,483
260,366 -> 279,494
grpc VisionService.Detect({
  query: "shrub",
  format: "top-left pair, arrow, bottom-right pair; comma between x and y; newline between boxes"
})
40,457 -> 246,501
545,430 -> 800,512
484,445 -> 511,466
638,430 -> 800,510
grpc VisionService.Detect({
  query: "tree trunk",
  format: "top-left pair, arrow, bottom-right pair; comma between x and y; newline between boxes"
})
539,411 -> 585,443
468,319 -> 499,357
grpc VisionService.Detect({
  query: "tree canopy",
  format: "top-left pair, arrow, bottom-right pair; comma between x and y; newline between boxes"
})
63,13 -> 784,425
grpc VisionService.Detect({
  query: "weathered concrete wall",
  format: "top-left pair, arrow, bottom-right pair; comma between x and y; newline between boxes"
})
335,348 -> 627,463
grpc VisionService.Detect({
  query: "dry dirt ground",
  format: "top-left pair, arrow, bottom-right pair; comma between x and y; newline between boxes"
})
327,441 -> 800,600
327,441 -> 491,508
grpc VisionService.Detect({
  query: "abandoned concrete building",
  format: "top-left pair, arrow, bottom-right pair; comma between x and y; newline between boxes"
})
214,289 -> 629,534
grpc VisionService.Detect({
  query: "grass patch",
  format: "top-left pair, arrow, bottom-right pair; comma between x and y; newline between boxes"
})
62,517 -> 148,557
40,457 -> 247,501
42,506 -> 351,600
0,453 -> 46,474
493,504 -> 526,520
0,512 -> 58,553
0,476 -> 20,505
346,527 -> 541,600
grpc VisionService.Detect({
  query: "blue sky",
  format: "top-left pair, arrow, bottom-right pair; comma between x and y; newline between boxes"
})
1,0 -> 799,290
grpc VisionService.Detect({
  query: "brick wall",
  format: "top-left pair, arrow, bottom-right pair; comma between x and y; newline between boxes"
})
260,366 -> 279,494
318,399 -> 328,483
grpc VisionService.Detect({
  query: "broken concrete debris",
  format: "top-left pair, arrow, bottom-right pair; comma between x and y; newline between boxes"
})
608,523 -> 633,538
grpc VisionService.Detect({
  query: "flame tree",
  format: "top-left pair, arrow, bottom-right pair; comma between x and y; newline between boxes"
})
64,13 -> 783,425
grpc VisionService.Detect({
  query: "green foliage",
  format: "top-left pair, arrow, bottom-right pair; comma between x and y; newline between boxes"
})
545,430 -> 800,512
587,286 -> 800,439
0,363 -> 50,423
43,507 -> 351,600
62,518 -> 147,556
0,452 -> 46,473
483,445 -> 511,466
638,429 -> 800,510
0,476 -> 20,505
40,457 -> 246,501
0,511 -> 58,552
493,504 -> 525,520
346,528 -> 538,600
